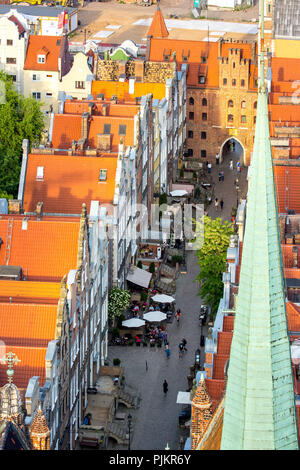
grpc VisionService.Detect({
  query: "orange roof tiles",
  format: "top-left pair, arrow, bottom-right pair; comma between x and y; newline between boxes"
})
0,346 -> 48,390
64,100 -> 138,117
91,80 -> 167,102
223,315 -> 234,332
271,57 -> 300,84
147,6 -> 169,38
205,379 -> 225,412
274,166 -> 300,214
286,302 -> 300,332
281,245 -> 300,268
212,354 -> 229,380
51,114 -> 134,151
0,303 -> 57,348
23,153 -> 118,214
0,217 -> 79,282
284,268 -> 300,279
0,280 -> 60,304
216,332 -> 232,356
24,36 -> 63,71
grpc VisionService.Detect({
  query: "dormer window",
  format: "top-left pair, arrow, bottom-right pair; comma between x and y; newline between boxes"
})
198,76 -> 206,84
36,166 -> 44,180
37,54 -> 45,63
99,169 -> 107,181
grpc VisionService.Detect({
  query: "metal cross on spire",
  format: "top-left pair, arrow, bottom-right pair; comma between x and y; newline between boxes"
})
0,351 -> 21,383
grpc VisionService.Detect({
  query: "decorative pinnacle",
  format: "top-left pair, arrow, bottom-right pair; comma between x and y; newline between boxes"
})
0,351 -> 21,383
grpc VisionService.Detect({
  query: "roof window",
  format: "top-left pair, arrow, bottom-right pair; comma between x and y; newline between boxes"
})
36,166 -> 44,180
37,54 -> 45,64
99,169 -> 107,182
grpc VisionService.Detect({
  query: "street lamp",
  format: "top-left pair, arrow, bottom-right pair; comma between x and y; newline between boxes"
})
195,348 -> 201,370
127,413 -> 132,451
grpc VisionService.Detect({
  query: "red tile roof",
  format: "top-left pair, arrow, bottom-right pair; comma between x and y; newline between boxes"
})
8,15 -> 25,35
147,6 -> 169,38
223,315 -> 234,332
281,245 -> 300,268
216,332 -> 232,356
63,100 -> 138,117
0,346 -> 48,390
286,302 -> 300,332
91,80 -> 166,102
0,216 -> 79,282
0,303 -> 57,348
24,35 -> 64,71
274,166 -> 300,214
212,354 -> 228,380
23,153 -> 118,214
205,379 -> 225,412
0,280 -> 60,304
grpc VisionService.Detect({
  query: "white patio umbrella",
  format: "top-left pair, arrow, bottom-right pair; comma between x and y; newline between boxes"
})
122,318 -> 145,328
170,190 -> 188,197
152,294 -> 175,303
143,311 -> 167,322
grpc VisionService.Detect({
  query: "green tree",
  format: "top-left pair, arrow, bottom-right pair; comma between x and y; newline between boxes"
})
0,72 -> 44,196
149,262 -> 155,273
195,215 -> 233,316
108,287 -> 131,320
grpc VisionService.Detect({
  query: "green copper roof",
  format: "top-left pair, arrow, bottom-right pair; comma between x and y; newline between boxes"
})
220,67 -> 299,449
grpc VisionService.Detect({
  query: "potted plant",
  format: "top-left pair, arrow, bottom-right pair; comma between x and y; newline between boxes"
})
137,260 -> 143,269
171,255 -> 183,266
140,291 -> 148,302
149,262 -> 156,274
143,339 -> 148,347
150,341 -> 155,348
157,340 -> 162,348
113,358 -> 121,366
112,327 -> 120,338
128,339 -> 134,346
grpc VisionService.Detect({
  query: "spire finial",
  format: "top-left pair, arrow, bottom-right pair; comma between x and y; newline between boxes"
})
0,351 -> 21,384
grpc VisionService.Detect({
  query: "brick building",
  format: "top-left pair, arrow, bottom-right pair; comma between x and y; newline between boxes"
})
147,7 -> 258,166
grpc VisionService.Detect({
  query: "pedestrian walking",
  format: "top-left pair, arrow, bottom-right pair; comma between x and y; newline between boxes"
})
163,331 -> 168,345
218,171 -> 222,182
229,159 -> 233,170
181,337 -> 187,352
236,161 -> 241,173
207,162 -> 212,174
220,199 -> 224,210
175,309 -> 181,325
165,343 -> 170,359
163,379 -> 168,394
216,153 -> 220,165
215,198 -> 219,211
179,342 -> 184,358
221,171 -> 224,182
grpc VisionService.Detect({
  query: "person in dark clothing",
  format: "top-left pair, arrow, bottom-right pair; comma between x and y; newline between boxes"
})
181,338 -> 187,351
220,199 -> 224,210
163,380 -> 168,394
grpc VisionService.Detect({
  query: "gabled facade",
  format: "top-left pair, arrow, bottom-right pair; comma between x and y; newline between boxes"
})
58,52 -> 94,101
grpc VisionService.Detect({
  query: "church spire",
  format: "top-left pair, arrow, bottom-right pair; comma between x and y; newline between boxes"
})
220,0 -> 298,450
147,2 -> 169,39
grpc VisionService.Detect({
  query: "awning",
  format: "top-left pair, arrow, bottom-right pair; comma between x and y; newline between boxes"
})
143,311 -> 167,322
122,318 -> 145,328
126,266 -> 152,288
176,391 -> 191,405
170,190 -> 188,197
152,294 -> 175,303
171,183 -> 194,195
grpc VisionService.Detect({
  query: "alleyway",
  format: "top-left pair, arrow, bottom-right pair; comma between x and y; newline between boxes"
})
107,149 -> 248,450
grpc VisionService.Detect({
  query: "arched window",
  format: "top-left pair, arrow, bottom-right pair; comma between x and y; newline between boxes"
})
189,97 -> 194,105
202,98 -> 207,106
254,101 -> 257,109
228,114 -> 234,123
228,100 -> 233,108
241,100 -> 246,109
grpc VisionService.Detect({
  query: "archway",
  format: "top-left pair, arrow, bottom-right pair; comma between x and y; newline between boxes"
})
220,137 -> 245,166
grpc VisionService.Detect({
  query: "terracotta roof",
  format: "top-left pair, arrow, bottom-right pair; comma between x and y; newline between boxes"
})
0,280 -> 60,304
271,57 -> 300,84
23,153 -> 118,214
0,217 -> 79,282
91,80 -> 166,102
274,166 -> 300,214
205,379 -> 225,412
0,302 -> 57,348
147,6 -> 169,39
220,42 -> 253,60
8,15 -> 25,35
216,331 -> 232,356
51,113 -> 134,151
63,100 -> 138,117
281,245 -> 300,268
0,346 -> 48,390
24,35 -> 63,71
286,301 -> 300,332
212,354 -> 228,380
193,376 -> 212,408
284,268 -> 300,279
222,315 -> 234,332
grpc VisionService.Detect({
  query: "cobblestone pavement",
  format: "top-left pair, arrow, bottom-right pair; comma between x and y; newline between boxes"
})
107,150 -> 248,450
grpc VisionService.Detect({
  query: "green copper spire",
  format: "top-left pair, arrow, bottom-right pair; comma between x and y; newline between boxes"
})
220,1 -> 298,450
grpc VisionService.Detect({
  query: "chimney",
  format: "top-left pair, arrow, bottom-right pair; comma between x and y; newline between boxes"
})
97,133 -> 111,152
71,140 -> 77,154
36,202 -> 43,220
293,246 -> 298,268
134,60 -> 144,83
102,103 -> 108,116
8,199 -> 21,214
81,112 -> 89,141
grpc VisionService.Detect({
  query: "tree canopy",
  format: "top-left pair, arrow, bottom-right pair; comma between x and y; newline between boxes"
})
195,215 -> 233,316
108,287 -> 131,320
0,72 -> 44,196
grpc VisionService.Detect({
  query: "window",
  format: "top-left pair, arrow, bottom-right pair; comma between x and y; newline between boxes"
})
254,116 -> 256,124
254,101 -> 257,109
201,57 -> 207,64
233,62 -> 235,69
103,124 -> 111,134
36,166 -> 44,180
228,100 -> 234,108
9,74 -> 16,82
241,79 -> 245,87
241,115 -> 246,123
228,114 -> 234,123
7,39 -> 13,46
201,150 -> 206,158
45,92 -> 53,98
189,112 -> 194,120
223,78 -> 227,85
37,55 -> 45,63
99,169 -> 107,181
188,130 -> 193,139
232,79 -> 236,86
6,57 -> 16,64
75,81 -> 85,89
202,113 -> 207,121
189,97 -> 194,105
187,149 -> 193,157
241,101 -> 246,108
32,92 -> 41,100
198,76 -> 205,84
119,124 -> 126,136
32,74 -> 41,81
202,98 -> 207,106
201,131 -> 206,140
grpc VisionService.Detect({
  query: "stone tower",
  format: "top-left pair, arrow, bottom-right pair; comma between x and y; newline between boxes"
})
191,374 -> 213,450
29,403 -> 50,450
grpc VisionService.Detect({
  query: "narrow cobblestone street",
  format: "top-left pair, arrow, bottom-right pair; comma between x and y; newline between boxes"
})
107,148 -> 248,450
